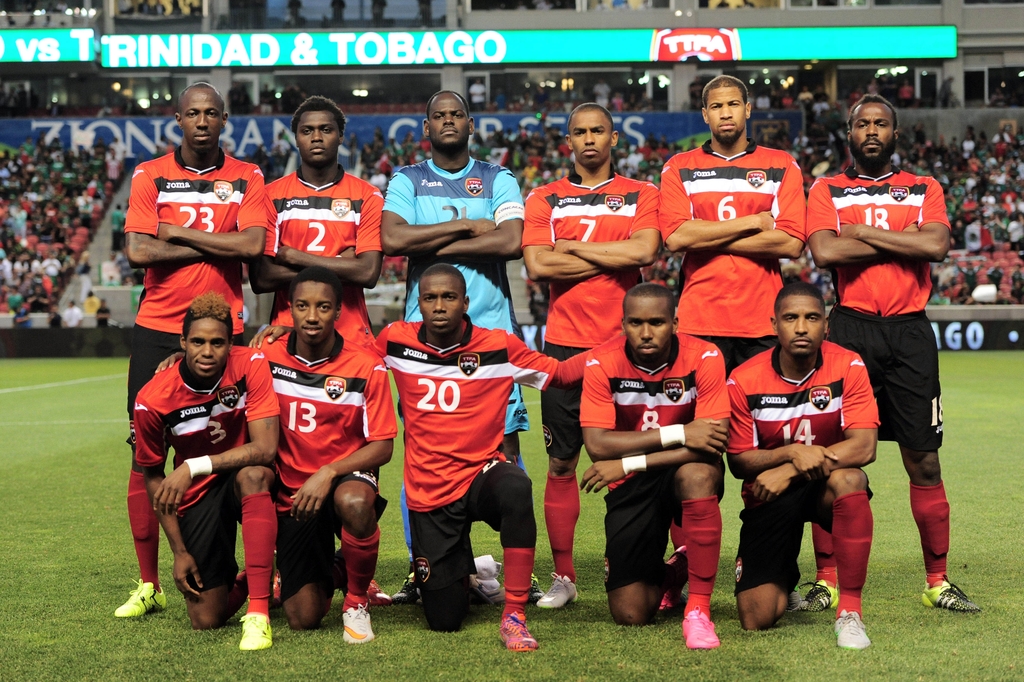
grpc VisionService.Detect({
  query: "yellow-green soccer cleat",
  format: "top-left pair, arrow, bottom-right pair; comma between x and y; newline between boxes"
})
114,580 -> 166,618
922,580 -> 981,613
239,613 -> 273,651
798,580 -> 839,612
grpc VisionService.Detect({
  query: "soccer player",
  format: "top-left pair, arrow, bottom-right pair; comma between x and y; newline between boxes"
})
660,75 -> 806,374
579,283 -> 730,649
806,94 -> 980,612
381,90 -> 530,603
134,293 -> 280,650
374,263 -> 584,650
256,267 -> 396,640
522,103 -> 661,607
118,82 -> 269,618
250,96 -> 384,347
727,282 -> 878,649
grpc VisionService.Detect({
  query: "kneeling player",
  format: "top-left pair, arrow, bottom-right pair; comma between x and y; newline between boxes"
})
727,282 -> 877,649
135,293 -> 280,650
375,263 -> 584,650
579,283 -> 730,650
261,267 -> 396,640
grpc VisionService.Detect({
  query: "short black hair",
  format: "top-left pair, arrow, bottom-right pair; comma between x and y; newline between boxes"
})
426,90 -> 471,118
623,282 -> 675,315
568,102 -> 614,131
177,82 -> 224,113
847,94 -> 899,131
289,266 -> 343,306
291,95 -> 347,137
774,281 -> 826,315
420,262 -> 466,296
702,75 -> 748,109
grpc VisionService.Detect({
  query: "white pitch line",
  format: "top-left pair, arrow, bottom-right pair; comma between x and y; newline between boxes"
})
0,419 -> 123,426
0,373 -> 123,395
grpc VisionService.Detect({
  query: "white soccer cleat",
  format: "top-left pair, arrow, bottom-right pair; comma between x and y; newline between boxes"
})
835,609 -> 871,650
536,573 -> 578,609
343,604 -> 375,644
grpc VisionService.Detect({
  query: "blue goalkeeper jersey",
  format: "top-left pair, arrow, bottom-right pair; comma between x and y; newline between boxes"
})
383,158 -> 525,334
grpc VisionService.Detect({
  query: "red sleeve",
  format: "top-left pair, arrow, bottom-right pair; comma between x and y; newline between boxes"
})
263,190 -> 279,257
842,355 -> 880,430
920,178 -> 951,228
506,333 -> 560,390
630,182 -> 661,235
356,187 -> 384,255
237,167 -> 269,232
806,179 -> 841,237
658,157 -> 692,240
123,166 -> 159,236
579,353 -> 616,429
522,189 -> 554,248
133,391 -> 167,468
727,377 -> 757,454
551,350 -> 586,389
363,359 -> 398,441
773,159 -> 807,241
693,346 -> 731,420
244,352 -> 280,422
374,325 -> 390,359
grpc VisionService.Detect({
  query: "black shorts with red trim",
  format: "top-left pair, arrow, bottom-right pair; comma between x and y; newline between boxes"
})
177,470 -> 242,593
540,342 -> 588,460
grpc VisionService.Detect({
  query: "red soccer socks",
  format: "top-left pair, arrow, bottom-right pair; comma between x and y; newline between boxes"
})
341,527 -> 380,611
502,547 -> 535,621
680,496 -> 721,617
241,491 -> 277,617
832,490 -> 873,616
128,469 -> 160,589
910,482 -> 951,587
811,523 -> 838,586
544,473 -> 579,583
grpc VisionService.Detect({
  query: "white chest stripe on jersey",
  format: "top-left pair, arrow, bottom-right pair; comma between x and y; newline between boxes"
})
276,207 -> 359,223
385,355 -> 550,389
682,178 -> 781,196
830,193 -> 926,210
550,203 -> 638,221
612,387 -> 696,408
750,395 -> 842,423
272,378 -> 366,406
156,191 -> 244,206
171,394 -> 248,436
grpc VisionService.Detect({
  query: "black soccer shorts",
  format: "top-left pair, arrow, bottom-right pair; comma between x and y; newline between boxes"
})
177,471 -> 243,593
540,342 -> 588,460
696,335 -> 777,376
409,461 -> 535,592
828,307 -> 943,452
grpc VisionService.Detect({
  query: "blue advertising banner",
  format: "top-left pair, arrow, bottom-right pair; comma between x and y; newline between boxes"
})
0,111 -> 802,166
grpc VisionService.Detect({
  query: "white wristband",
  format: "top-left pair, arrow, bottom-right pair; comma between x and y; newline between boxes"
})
659,424 -> 687,449
621,455 -> 647,474
186,456 -> 213,478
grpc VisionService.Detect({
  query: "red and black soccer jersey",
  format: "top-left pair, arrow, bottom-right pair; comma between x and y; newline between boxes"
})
807,168 -> 949,316
133,346 -> 280,514
376,317 -> 560,512
727,341 -> 879,508
580,332 -> 731,488
263,331 -> 397,513
264,168 -> 384,344
124,148 -> 269,335
660,140 -> 806,337
523,173 -> 660,348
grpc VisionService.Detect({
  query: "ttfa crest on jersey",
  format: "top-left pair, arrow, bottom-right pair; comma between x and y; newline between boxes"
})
218,385 -> 240,408
213,180 -> 233,202
324,376 -> 346,400
331,199 -> 351,217
889,186 -> 909,202
746,170 -> 766,188
465,177 -> 484,195
458,353 -> 480,376
663,379 -> 684,402
605,194 -> 624,211
735,557 -> 743,582
414,556 -> 431,583
810,386 -> 832,410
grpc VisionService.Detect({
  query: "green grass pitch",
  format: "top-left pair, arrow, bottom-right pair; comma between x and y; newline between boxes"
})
1,353 -> 1022,681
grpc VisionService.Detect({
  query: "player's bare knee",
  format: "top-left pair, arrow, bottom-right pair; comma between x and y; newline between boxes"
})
336,488 -> 375,534
236,465 -> 273,496
903,448 -> 942,486
285,607 -> 323,631
189,611 -> 226,630
677,462 -> 721,499
610,605 -> 653,627
827,468 -> 868,497
737,608 -> 777,631
548,456 -> 576,477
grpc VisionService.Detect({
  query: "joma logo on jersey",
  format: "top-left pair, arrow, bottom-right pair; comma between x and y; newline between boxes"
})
810,386 -> 832,410
421,179 -> 443,187
465,177 -> 484,196
843,186 -> 867,195
213,181 -> 233,201
165,180 -> 192,189
889,186 -> 909,202
761,396 -> 788,405
285,198 -> 308,208
746,170 -> 767,188
180,406 -> 206,418
403,348 -> 428,360
324,376 -> 346,400
218,385 -> 240,409
693,170 -> 717,178
605,194 -> 624,211
558,197 -> 581,206
272,366 -> 297,379
664,379 -> 684,402
332,199 -> 351,217
458,353 -> 480,376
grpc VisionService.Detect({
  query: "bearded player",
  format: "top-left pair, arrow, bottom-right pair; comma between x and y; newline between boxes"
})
134,293 -> 279,650
251,96 -> 384,347
522,103 -> 661,607
806,95 -> 979,613
579,284 -> 730,649
119,83 -> 269,618
375,264 -> 585,650
728,282 -> 878,649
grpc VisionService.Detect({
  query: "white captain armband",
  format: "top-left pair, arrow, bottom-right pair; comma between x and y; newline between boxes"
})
493,201 -> 525,224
